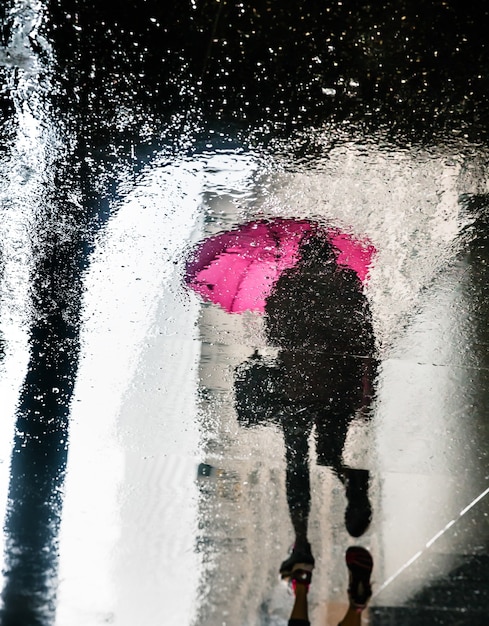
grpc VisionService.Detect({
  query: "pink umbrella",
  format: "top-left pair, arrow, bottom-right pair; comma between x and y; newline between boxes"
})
185,218 -> 375,313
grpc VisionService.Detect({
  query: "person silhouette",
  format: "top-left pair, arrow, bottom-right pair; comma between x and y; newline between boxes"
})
262,234 -> 378,575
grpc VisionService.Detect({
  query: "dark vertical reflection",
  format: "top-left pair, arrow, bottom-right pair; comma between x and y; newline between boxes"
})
0,146 -> 88,623
0,4 -> 105,621
2,315 -> 79,625
0,154 -> 134,623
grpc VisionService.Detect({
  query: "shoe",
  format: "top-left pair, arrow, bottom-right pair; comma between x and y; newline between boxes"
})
344,469 -> 372,537
289,564 -> 313,594
345,546 -> 373,609
279,541 -> 315,579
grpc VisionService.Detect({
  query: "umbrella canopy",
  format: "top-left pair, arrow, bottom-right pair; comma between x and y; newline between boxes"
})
185,218 -> 375,313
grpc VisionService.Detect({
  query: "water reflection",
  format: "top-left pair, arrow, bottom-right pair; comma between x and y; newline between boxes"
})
238,233 -> 377,552
185,144 -> 489,625
1,0 -> 489,623
2,311 -> 79,626
0,11 -> 86,618
188,216 -> 378,622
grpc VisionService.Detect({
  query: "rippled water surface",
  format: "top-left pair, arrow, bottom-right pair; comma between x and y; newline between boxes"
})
1,1 -> 489,625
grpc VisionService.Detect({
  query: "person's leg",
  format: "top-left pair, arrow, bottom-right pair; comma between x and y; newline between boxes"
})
288,567 -> 312,626
315,405 -> 372,538
280,408 -> 315,576
338,547 -> 373,626
314,407 -> 350,477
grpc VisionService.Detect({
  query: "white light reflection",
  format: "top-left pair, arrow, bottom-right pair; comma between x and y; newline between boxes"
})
55,152 -> 260,625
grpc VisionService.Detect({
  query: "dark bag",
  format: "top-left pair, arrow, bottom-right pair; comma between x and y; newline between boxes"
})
234,350 -> 284,427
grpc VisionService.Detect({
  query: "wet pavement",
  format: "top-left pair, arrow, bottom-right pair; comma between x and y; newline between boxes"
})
1,2 -> 489,625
